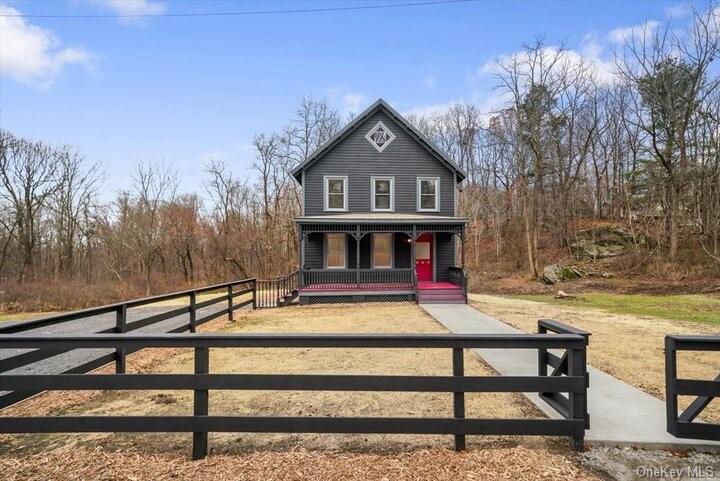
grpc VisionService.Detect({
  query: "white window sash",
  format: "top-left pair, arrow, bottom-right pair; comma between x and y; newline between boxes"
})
417,177 -> 440,212
324,175 -> 348,212
370,176 -> 394,212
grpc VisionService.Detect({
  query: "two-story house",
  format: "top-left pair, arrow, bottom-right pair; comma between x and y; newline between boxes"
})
293,99 -> 468,304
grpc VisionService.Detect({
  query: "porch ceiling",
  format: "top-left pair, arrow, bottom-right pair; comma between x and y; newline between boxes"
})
295,213 -> 468,225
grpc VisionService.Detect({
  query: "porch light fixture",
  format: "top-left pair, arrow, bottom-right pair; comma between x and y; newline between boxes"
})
365,121 -> 396,153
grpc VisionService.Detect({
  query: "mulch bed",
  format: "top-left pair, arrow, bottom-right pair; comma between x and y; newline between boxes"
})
0,446 -> 602,481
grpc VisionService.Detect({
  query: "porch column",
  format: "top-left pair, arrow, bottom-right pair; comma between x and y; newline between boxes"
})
461,228 -> 465,270
411,226 -> 417,286
355,225 -> 361,288
298,230 -> 306,289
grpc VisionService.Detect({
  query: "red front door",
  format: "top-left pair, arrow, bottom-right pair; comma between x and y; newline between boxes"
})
415,233 -> 433,281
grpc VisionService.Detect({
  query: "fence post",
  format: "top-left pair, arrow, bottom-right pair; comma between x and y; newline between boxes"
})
252,279 -> 257,309
452,347 -> 466,451
537,323 -> 547,378
189,291 -> 197,333
227,285 -> 234,322
192,346 -> 209,460
665,336 -> 678,436
567,346 -> 586,451
115,304 -> 127,374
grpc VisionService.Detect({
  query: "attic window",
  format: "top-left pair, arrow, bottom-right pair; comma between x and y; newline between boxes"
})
365,121 -> 396,153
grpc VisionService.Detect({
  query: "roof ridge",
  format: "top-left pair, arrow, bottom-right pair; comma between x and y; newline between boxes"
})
290,98 -> 467,181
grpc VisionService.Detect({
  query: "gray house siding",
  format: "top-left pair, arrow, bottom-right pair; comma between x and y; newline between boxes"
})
303,110 -> 456,216
304,233 -> 323,269
435,233 -> 455,281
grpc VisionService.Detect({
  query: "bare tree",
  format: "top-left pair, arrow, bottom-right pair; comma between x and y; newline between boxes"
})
0,131 -> 60,281
616,9 -> 720,259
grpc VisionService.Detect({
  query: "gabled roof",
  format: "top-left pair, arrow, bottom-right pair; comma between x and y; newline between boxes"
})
290,98 -> 467,183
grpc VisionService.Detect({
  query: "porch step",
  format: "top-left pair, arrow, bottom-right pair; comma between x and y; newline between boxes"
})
417,288 -> 464,295
416,288 -> 466,304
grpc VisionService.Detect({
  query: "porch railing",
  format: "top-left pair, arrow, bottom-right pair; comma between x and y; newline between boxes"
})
300,268 -> 414,289
448,267 -> 469,302
256,271 -> 298,308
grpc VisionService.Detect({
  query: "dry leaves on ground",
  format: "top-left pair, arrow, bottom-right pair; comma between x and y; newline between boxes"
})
0,445 -> 602,481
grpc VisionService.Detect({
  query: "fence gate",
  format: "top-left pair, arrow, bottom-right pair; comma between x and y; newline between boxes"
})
665,335 -> 720,441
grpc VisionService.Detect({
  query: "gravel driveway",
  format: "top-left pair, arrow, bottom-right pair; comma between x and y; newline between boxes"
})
0,303 -> 231,404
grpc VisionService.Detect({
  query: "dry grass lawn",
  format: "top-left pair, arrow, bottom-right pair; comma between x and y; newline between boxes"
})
0,302 -> 602,481
469,293 -> 720,423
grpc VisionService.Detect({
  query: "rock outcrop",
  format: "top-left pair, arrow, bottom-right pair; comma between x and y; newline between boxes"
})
542,264 -> 583,285
570,226 -> 645,260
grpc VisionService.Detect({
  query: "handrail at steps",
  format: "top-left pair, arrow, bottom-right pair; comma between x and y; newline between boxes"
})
448,267 -> 468,303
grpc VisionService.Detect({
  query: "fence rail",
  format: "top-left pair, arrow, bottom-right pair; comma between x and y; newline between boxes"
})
0,278 -> 256,409
665,335 -> 720,441
0,329 -> 589,459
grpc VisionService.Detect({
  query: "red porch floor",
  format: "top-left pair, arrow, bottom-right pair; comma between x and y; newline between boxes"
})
300,281 -> 458,293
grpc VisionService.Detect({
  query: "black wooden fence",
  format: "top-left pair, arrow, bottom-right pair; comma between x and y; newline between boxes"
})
0,278 -> 256,409
538,319 -> 591,428
665,335 -> 720,441
0,329 -> 589,459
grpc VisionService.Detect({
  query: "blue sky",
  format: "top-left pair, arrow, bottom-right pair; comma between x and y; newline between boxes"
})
0,0 -> 706,199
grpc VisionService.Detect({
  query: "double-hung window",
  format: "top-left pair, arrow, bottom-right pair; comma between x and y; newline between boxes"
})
371,176 -> 394,212
372,233 -> 392,269
326,234 -> 346,269
324,176 -> 348,211
417,177 -> 440,212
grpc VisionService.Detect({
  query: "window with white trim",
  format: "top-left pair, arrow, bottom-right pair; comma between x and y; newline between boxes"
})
326,234 -> 346,269
372,233 -> 392,269
417,177 -> 439,211
371,176 -> 394,211
324,176 -> 347,211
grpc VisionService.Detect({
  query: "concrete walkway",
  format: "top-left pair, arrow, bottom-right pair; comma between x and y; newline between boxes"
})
421,303 -> 720,451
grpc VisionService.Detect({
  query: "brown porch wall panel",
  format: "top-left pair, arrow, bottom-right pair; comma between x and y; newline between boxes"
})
394,233 -> 412,268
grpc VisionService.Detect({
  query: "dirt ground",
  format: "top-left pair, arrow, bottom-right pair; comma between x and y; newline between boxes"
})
0,303 -> 605,481
469,294 -> 720,423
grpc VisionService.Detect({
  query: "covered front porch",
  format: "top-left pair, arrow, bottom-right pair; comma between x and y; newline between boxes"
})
295,214 -> 468,303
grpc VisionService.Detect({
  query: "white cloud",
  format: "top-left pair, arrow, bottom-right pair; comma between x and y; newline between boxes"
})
607,20 -> 660,44
89,0 -> 167,16
0,6 -> 92,88
403,100 -> 457,118
424,75 -> 437,88
325,87 -> 366,116
479,43 -> 617,87
200,150 -> 225,164
342,93 -> 365,113
88,0 -> 167,24
666,3 -> 691,19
